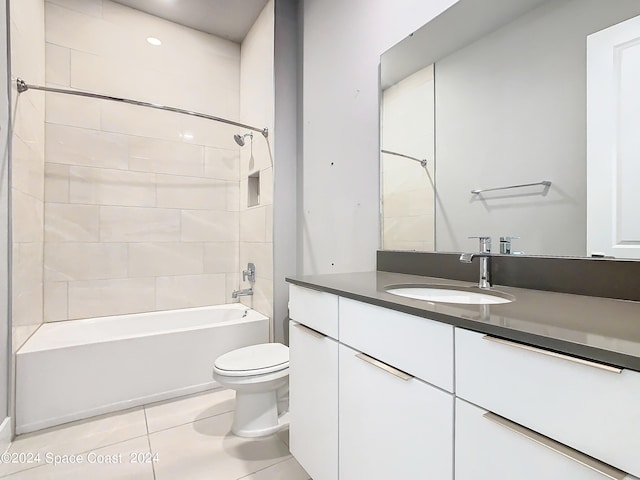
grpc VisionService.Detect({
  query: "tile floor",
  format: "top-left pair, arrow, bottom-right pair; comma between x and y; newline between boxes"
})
0,389 -> 310,480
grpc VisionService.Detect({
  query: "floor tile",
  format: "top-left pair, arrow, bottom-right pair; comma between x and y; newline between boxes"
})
144,388 -> 235,433
239,457 -> 310,480
0,436 -> 154,480
149,411 -> 291,480
0,408 -> 147,477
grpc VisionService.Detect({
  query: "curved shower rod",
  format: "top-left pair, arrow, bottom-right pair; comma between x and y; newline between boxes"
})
381,149 -> 427,168
16,78 -> 268,138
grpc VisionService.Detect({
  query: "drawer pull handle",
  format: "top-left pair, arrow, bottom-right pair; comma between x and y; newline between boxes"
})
483,412 -> 630,480
355,353 -> 414,381
482,336 -> 622,374
292,323 -> 327,339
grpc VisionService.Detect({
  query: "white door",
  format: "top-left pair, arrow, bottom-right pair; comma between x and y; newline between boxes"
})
587,14 -> 640,258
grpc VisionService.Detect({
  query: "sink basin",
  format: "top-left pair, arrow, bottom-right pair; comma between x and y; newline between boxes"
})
385,284 -> 514,305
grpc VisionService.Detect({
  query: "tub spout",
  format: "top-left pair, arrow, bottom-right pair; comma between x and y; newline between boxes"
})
232,288 -> 253,299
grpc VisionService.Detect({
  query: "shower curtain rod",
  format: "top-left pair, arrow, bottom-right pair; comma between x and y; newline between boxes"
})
16,78 -> 268,138
381,149 -> 427,167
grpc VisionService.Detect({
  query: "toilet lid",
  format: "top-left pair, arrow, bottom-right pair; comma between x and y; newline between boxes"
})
214,343 -> 289,376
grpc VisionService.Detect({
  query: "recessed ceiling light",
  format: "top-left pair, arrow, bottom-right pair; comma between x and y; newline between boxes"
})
147,37 -> 162,46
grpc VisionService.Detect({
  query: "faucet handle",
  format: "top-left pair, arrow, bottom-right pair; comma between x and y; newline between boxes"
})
468,236 -> 492,253
499,236 -> 520,254
242,263 -> 256,283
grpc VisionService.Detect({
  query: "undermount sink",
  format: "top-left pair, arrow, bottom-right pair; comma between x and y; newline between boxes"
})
384,284 -> 514,305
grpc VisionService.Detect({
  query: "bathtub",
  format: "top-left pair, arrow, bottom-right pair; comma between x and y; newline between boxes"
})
15,304 -> 269,434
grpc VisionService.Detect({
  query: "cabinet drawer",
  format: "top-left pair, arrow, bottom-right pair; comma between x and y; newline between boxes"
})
339,344 -> 453,480
456,398 -> 636,480
456,328 -> 640,477
339,297 -> 453,391
288,285 -> 338,338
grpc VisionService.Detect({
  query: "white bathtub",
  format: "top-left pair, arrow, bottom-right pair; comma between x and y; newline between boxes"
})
15,304 -> 269,434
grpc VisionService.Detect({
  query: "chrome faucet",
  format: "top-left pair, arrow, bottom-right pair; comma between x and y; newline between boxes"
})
242,263 -> 256,283
460,236 -> 492,289
232,288 -> 253,298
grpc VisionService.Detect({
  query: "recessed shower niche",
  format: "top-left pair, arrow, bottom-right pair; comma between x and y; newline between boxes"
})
248,171 -> 261,207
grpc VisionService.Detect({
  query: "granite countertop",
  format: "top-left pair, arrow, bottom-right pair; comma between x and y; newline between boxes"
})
286,271 -> 640,372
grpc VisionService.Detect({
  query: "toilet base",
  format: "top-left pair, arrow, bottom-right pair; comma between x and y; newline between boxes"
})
232,389 -> 290,438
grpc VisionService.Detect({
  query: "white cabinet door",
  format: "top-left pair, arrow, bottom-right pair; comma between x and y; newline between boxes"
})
587,14 -> 640,258
456,398 -> 633,480
339,344 -> 453,480
289,321 -> 338,480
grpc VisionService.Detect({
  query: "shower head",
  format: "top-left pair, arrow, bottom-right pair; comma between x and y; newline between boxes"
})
234,132 -> 253,147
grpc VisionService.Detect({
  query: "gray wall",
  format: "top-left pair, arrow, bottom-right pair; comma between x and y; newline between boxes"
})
435,0 -> 640,256
273,0 -> 298,344
300,0 -> 456,275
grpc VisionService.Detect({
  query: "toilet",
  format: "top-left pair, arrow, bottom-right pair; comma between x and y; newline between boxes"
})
212,343 -> 290,438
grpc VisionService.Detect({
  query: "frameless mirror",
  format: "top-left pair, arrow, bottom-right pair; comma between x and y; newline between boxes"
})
380,0 -> 640,258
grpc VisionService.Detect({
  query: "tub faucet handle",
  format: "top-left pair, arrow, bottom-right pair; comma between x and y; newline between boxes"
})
243,263 -> 256,283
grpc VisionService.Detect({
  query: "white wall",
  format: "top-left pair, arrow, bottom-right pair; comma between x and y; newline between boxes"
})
434,0 -> 640,256
300,0 -> 456,274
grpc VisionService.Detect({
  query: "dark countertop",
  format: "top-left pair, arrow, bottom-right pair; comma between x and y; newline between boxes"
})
286,271 -> 640,372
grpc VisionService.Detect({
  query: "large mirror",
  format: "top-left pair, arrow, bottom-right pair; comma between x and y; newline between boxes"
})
380,0 -> 640,258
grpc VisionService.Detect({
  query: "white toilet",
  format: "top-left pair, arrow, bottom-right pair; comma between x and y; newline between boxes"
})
212,343 -> 290,438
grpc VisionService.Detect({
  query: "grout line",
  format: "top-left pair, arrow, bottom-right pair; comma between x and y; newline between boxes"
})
234,456 -> 293,480
142,407 -> 157,480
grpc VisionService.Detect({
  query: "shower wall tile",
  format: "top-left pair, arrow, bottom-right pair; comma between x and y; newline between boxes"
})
45,43 -> 70,87
12,0 -> 46,352
46,93 -> 101,130
42,0 -> 247,321
68,278 -> 156,319
204,147 -> 240,181
100,102 -> 182,143
260,167 -> 274,206
204,242 -> 239,274
226,182 -> 240,212
128,243 -> 204,278
128,137 -> 204,178
155,274 -> 226,310
45,203 -> 100,242
181,210 -> 239,242
47,0 -> 103,18
240,207 -> 267,243
265,205 -> 273,242
44,242 -> 128,282
240,243 -> 273,281
12,137 -> 45,201
12,191 -> 44,243
69,166 -> 156,207
46,124 -> 128,170
44,163 -> 70,203
100,206 -> 181,242
156,175 -> 226,211
43,281 -> 68,322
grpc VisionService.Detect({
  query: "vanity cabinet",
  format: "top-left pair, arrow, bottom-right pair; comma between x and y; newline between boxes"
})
456,328 -> 640,478
339,343 -> 453,480
289,320 -> 338,480
455,398 -> 630,480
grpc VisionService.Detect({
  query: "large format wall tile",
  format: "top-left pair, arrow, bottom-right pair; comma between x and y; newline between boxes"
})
155,274 -> 227,310
68,277 -> 156,319
100,206 -> 181,242
41,0 -> 249,321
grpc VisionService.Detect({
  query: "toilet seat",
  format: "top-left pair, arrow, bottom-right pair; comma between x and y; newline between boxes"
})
213,343 -> 289,377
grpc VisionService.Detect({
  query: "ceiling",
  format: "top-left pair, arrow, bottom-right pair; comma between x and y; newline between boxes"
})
113,0 -> 270,43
